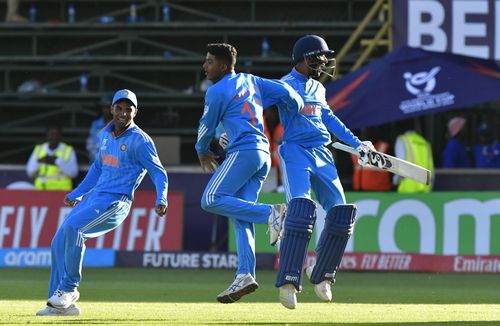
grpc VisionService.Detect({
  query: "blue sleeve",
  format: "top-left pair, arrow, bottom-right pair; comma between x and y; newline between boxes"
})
442,143 -> 454,167
137,136 -> 169,206
195,88 -> 225,155
255,77 -> 303,113
322,106 -> 361,148
67,157 -> 102,200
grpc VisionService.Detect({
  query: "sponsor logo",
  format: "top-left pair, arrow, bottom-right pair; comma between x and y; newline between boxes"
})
368,151 -> 392,169
285,275 -> 299,282
454,256 -> 500,273
2,249 -> 51,267
102,154 -> 119,167
142,252 -> 238,269
300,104 -> 321,116
0,249 -> 115,267
399,66 -> 455,114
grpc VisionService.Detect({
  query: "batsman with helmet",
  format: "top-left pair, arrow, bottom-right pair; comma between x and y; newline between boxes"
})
274,35 -> 374,309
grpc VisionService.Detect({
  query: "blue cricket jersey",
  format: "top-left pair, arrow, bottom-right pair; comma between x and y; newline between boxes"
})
196,72 -> 303,155
278,69 -> 361,149
68,122 -> 168,206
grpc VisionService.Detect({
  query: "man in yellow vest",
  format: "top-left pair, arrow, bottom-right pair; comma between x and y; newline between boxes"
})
393,126 -> 433,193
26,125 -> 78,190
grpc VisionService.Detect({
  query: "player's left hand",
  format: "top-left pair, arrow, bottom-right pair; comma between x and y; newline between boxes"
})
155,204 -> 168,217
219,133 -> 229,149
356,141 -> 375,167
198,152 -> 219,173
63,196 -> 78,207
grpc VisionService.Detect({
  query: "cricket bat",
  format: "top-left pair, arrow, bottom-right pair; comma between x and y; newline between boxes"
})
331,142 -> 432,186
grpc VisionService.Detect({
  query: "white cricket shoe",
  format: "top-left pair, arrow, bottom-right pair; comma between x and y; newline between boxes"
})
279,284 -> 298,309
217,273 -> 259,303
268,204 -> 286,246
36,303 -> 81,316
305,265 -> 332,302
47,289 -> 80,309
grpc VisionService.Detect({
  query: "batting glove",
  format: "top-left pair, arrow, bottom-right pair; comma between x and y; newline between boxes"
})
219,133 -> 229,149
356,141 -> 375,167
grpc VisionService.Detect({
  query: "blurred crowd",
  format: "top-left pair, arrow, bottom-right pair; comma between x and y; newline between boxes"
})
23,94 -> 500,194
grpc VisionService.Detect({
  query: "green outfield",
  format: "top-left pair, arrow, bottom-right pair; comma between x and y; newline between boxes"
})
0,268 -> 499,325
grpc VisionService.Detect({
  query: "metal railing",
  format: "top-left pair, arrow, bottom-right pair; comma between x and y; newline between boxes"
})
320,0 -> 391,83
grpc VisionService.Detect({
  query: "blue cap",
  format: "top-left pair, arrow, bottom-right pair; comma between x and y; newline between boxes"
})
112,89 -> 138,107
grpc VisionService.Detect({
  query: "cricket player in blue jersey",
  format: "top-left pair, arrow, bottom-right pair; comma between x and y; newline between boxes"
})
274,35 -> 374,309
36,89 -> 168,316
196,43 -> 303,303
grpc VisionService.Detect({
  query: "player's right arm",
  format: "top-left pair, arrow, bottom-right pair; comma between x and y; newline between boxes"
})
256,77 -> 303,113
195,87 -> 225,173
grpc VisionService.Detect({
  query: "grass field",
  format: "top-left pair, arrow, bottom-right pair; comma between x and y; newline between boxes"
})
0,268 -> 499,325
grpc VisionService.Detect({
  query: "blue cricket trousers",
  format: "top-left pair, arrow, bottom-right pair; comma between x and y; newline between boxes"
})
201,149 -> 272,277
279,143 -> 346,211
48,191 -> 131,298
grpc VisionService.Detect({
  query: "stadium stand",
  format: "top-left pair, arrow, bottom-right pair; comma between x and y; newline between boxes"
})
0,0 -> 379,164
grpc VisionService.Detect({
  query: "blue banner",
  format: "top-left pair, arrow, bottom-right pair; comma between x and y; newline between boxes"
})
0,248 -> 115,267
326,46 -> 500,129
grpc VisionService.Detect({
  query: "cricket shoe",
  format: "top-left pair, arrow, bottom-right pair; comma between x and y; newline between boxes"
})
279,284 -> 298,309
36,303 -> 81,316
47,289 -> 80,309
217,273 -> 259,303
305,265 -> 332,302
268,203 -> 286,246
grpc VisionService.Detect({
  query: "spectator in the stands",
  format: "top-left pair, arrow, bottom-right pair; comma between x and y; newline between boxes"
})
86,96 -> 113,163
5,0 -> 27,22
442,116 -> 471,168
26,125 -> 78,190
472,122 -> 500,168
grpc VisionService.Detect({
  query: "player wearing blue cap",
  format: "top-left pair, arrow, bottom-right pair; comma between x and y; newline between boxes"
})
36,89 -> 169,316
274,35 -> 374,309
196,43 -> 303,303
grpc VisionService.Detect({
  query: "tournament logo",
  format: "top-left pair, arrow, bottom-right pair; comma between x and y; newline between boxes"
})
120,143 -> 127,151
403,66 -> 440,96
399,66 -> 455,114
100,138 -> 108,150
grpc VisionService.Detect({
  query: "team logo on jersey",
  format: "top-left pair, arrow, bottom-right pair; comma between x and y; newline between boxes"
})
120,143 -> 127,151
100,138 -> 108,150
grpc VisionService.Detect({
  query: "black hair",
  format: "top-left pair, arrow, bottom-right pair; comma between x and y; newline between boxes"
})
46,123 -> 62,133
206,43 -> 237,69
